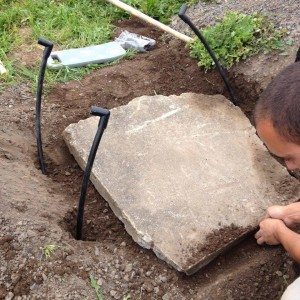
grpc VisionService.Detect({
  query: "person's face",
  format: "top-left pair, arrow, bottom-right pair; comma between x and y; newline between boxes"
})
256,119 -> 300,171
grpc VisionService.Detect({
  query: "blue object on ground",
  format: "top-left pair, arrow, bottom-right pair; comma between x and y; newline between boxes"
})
47,42 -> 126,69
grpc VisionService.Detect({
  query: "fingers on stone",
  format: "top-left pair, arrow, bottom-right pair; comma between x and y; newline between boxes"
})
255,230 -> 262,239
257,237 -> 265,245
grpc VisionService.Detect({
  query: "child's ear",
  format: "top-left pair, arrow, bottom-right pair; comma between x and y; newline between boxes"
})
295,46 -> 300,63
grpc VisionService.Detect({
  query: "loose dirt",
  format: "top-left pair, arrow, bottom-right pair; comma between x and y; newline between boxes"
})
0,18 -> 298,299
189,225 -> 254,259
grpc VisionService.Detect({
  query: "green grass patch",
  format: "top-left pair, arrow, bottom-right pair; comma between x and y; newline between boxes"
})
0,0 -> 196,87
90,275 -> 104,300
0,0 -> 127,86
189,12 -> 290,70
89,275 -> 132,300
1,1 -> 290,87
42,244 -> 57,259
124,0 -> 198,23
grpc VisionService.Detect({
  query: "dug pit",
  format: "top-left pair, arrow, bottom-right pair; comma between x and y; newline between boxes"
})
63,92 -> 299,275
1,17 -> 298,299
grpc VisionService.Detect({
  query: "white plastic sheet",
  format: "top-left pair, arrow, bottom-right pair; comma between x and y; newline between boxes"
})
115,30 -> 156,52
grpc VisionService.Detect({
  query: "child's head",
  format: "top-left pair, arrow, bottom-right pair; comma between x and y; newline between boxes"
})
255,62 -> 300,171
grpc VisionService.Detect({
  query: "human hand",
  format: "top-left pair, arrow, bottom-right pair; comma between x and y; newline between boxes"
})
255,218 -> 285,245
264,203 -> 300,227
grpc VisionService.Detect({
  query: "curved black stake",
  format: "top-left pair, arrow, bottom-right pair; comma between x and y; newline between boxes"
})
35,38 -> 53,174
295,46 -> 300,62
178,4 -> 238,106
76,106 -> 110,240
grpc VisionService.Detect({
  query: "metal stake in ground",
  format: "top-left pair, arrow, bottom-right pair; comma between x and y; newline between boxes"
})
35,38 -> 53,174
178,4 -> 238,106
76,106 -> 110,240
295,46 -> 300,62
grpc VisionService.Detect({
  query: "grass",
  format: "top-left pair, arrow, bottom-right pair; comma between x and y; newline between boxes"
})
42,244 -> 57,259
0,0 -> 125,86
90,275 -> 131,300
1,1 -> 291,88
0,0 -> 196,88
124,0 -> 198,23
90,275 -> 105,300
189,12 -> 291,70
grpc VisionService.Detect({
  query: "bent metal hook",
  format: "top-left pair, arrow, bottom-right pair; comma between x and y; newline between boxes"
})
35,38 -> 53,174
76,106 -> 110,240
178,4 -> 238,106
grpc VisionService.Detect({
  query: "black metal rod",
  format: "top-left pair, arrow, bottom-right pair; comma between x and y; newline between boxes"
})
76,106 -> 110,240
295,46 -> 300,62
35,38 -> 53,174
178,4 -> 238,106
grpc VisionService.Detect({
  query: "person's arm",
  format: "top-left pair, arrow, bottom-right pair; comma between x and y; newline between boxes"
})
265,202 -> 300,227
276,223 -> 300,263
255,218 -> 300,263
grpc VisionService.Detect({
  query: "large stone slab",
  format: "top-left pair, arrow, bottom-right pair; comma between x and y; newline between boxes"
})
63,93 -> 299,274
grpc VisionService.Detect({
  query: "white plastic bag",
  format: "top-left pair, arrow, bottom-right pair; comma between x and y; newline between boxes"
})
115,30 -> 156,52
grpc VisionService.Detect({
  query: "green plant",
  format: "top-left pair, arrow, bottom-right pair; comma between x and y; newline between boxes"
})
42,244 -> 57,259
124,49 -> 138,60
0,0 -> 197,86
124,0 -> 198,23
0,0 -> 129,86
90,275 -> 104,300
189,12 -> 288,70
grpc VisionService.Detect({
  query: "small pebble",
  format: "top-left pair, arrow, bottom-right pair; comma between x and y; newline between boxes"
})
124,263 -> 133,273
143,282 -> 153,293
110,290 -> 117,297
159,275 -> 168,283
162,293 -> 172,300
4,153 -> 13,160
5,292 -> 14,300
95,247 -> 100,256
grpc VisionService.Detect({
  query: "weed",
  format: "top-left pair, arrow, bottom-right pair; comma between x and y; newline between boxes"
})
189,12 -> 289,70
42,244 -> 57,259
90,275 -> 104,300
123,49 -> 138,60
126,0 -> 198,23
89,275 -> 131,300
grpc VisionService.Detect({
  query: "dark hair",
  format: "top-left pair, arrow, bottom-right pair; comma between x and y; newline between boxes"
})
254,61 -> 300,144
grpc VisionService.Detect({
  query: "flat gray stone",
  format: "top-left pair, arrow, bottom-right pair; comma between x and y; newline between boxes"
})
63,93 -> 299,274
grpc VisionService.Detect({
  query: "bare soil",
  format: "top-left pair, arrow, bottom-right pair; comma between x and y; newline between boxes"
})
185,225 -> 254,268
0,19 -> 298,300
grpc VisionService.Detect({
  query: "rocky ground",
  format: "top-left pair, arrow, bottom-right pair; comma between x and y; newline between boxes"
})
0,5 -> 299,300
